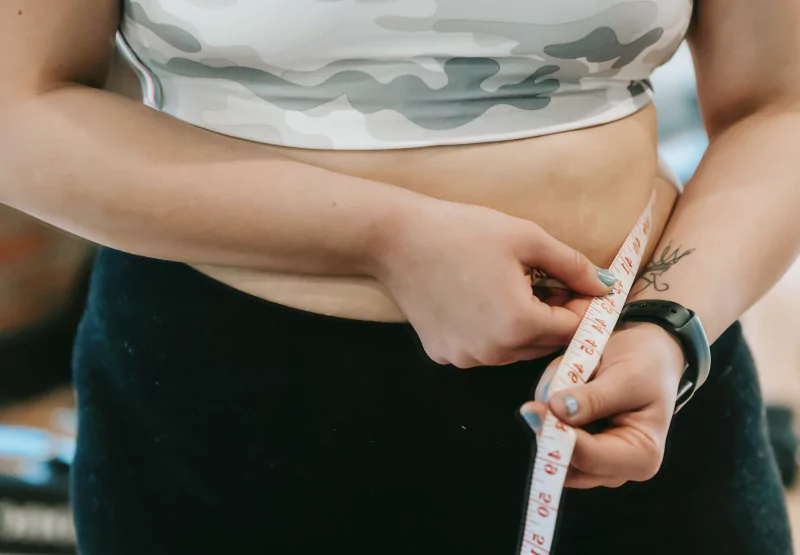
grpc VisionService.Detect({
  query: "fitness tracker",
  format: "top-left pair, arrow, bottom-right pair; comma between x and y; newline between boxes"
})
618,300 -> 711,414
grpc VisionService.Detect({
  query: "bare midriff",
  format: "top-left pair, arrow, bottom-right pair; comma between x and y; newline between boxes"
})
107,57 -> 677,323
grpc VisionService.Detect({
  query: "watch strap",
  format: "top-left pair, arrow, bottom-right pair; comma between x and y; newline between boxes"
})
618,300 -> 711,413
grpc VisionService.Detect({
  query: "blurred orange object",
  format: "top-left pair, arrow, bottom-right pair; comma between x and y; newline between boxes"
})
0,206 -> 92,406
0,206 -> 91,334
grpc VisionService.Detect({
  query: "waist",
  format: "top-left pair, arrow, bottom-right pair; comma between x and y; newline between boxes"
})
192,103 -> 677,321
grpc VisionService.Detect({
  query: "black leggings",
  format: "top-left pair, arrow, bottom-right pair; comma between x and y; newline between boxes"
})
72,249 -> 792,555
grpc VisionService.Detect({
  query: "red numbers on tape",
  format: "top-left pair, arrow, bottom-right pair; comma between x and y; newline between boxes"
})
591,318 -> 607,334
519,193 -> 655,555
621,255 -> 634,275
580,338 -> 597,355
530,532 -> 550,555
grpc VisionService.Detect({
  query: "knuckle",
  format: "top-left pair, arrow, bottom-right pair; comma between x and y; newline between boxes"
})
449,350 -> 478,370
571,451 -> 602,476
571,249 -> 591,275
584,389 -> 607,419
633,435 -> 665,481
473,345 -> 506,367
424,342 -> 450,366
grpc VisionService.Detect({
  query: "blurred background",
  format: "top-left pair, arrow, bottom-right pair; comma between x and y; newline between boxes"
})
1,43 -> 799,553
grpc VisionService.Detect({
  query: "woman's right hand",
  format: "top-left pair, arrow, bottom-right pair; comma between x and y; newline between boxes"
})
370,197 -> 617,368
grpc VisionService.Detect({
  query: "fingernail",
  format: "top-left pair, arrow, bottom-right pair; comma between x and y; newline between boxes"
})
597,269 -> 617,287
543,382 -> 551,402
562,395 -> 579,417
522,412 -> 542,432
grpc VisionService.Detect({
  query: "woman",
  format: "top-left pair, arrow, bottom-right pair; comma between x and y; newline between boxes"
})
1,0 -> 797,553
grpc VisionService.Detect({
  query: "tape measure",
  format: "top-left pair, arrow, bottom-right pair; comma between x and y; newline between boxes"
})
519,191 -> 656,555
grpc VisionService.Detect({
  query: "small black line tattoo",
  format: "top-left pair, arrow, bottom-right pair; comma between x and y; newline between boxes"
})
632,242 -> 695,295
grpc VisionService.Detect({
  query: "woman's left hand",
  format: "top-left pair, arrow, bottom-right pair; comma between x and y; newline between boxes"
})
521,322 -> 686,489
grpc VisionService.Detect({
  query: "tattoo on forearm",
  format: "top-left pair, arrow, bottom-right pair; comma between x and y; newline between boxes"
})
632,242 -> 695,295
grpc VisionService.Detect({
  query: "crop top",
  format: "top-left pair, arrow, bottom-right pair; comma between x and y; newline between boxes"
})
118,0 -> 693,150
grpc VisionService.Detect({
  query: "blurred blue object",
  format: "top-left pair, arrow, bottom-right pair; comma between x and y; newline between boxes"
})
0,425 -> 75,487
0,427 -> 52,461
651,43 -> 708,183
659,131 -> 710,185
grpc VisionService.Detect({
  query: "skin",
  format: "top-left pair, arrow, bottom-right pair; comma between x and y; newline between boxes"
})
0,0 -> 798,490
0,0 -> 668,371
521,0 -> 800,488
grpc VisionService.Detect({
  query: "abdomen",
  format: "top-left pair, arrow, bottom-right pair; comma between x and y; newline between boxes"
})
194,103 -> 678,321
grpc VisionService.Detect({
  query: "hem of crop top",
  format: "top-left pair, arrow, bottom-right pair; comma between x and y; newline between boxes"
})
158,89 -> 682,191
157,91 -> 653,152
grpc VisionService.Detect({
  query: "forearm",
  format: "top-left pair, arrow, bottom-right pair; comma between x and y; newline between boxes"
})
628,105 -> 800,342
0,84 -> 419,276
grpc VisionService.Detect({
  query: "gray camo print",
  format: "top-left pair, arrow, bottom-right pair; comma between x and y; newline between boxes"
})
124,0 -> 201,53
120,0 -> 693,149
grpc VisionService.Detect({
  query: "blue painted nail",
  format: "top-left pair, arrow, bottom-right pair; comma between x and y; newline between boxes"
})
522,412 -> 542,432
543,382 -> 551,402
597,268 -> 617,287
563,396 -> 579,417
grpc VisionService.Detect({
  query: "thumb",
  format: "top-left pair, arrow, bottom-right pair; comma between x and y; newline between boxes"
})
522,233 -> 617,297
519,401 -> 548,434
547,366 -> 646,428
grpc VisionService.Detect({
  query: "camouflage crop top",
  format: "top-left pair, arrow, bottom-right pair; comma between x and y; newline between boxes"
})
118,0 -> 693,150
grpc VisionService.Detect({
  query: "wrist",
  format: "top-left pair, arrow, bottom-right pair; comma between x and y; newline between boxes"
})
619,299 -> 712,412
359,188 -> 431,280
617,321 -> 687,375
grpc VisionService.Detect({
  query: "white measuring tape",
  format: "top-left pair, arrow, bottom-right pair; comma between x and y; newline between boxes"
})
520,191 -> 656,555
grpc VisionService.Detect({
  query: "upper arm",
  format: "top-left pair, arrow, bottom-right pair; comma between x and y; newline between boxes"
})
0,0 -> 119,101
688,0 -> 800,135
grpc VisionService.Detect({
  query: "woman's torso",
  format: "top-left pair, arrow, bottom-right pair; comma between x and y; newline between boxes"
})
111,0 -> 692,322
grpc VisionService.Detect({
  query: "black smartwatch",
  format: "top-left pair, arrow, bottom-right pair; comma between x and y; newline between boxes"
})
618,300 -> 711,413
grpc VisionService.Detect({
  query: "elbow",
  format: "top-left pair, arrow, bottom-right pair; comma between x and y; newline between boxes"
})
703,88 -> 800,140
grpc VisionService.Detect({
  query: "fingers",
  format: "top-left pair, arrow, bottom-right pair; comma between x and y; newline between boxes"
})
516,302 -> 582,346
511,346 -> 563,364
565,468 -> 627,489
545,365 -> 665,478
519,409 -> 664,484
519,231 -> 616,298
532,285 -> 571,307
519,405 -> 664,484
569,426 -> 665,482
429,345 -> 559,369
547,365 -> 655,427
